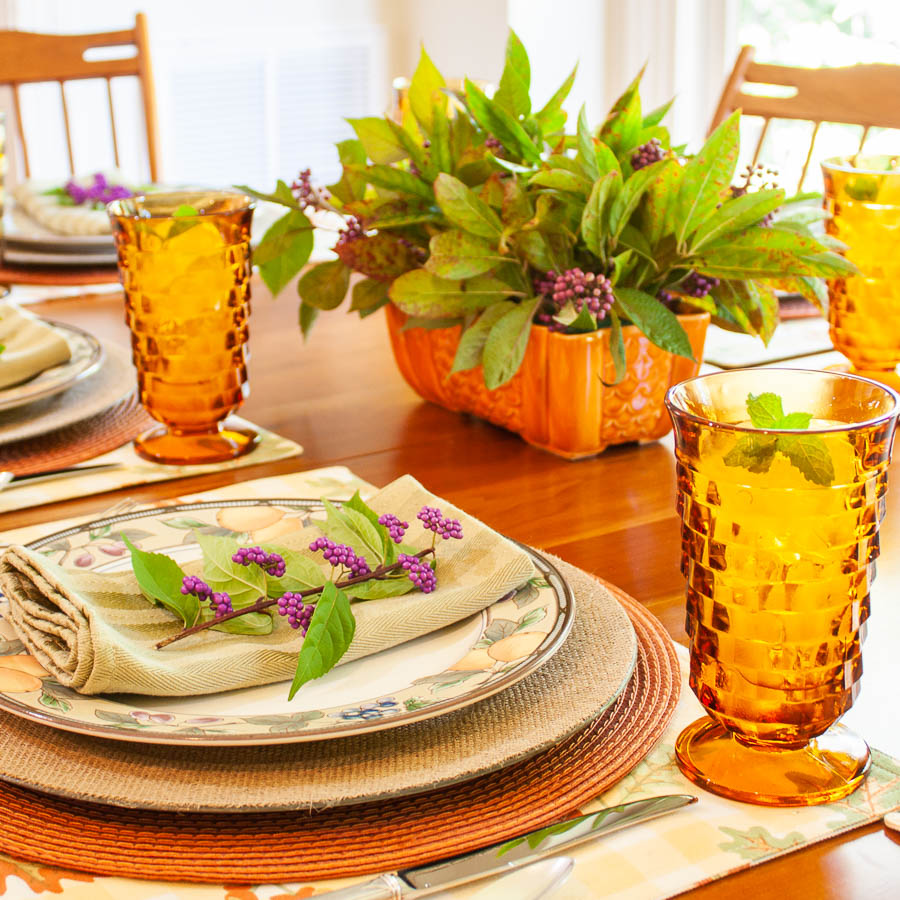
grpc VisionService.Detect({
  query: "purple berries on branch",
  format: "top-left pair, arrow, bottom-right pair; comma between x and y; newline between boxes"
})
277,592 -> 315,633
309,536 -> 372,576
232,546 -> 286,577
417,506 -> 464,541
630,138 -> 664,171
181,575 -> 233,619
680,271 -> 720,298
399,553 -> 437,593
536,268 -> 615,324
378,513 -> 409,544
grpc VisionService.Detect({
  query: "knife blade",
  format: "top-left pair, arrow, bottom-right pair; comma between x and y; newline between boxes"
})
0,463 -> 121,490
321,793 -> 697,898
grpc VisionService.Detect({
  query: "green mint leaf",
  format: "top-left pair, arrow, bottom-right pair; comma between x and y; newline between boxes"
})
288,582 -> 356,699
779,411 -> 814,430
451,301 -> 515,375
256,207 -> 314,297
746,392 -> 785,429
297,260 -> 351,311
776,434 -> 835,486
123,536 -> 198,626
195,533 -> 267,608
723,435 -> 778,474
173,204 -> 198,217
348,576 -> 416,601
482,297 -> 541,389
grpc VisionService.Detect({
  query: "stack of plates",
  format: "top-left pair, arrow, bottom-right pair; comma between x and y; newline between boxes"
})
1,208 -> 118,267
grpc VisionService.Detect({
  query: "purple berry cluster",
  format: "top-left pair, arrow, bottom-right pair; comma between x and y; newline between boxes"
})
485,135 -> 503,151
231,546 -> 286,577
378,513 -> 409,544
398,553 -> 437,593
417,506 -> 463,541
536,268 -> 615,319
309,536 -> 372,576
630,138 -> 664,171
180,576 -> 233,618
291,168 -> 315,209
335,215 -> 364,248
276,592 -> 315,633
65,173 -> 132,208
681,271 -> 720,298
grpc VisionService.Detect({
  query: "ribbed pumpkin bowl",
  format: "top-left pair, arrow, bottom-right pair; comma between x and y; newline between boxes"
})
385,304 -> 710,459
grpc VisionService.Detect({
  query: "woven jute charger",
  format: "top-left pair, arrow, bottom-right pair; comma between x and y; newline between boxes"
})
3,393 -> 151,475
0,559 -> 680,883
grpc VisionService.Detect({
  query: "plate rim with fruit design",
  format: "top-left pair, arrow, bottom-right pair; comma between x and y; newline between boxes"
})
0,499 -> 575,745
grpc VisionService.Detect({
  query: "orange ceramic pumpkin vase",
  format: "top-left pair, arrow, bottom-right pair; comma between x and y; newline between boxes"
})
385,303 -> 710,459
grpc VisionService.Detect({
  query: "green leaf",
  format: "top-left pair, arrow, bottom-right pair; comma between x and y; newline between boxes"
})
643,98 -> 674,128
350,278 -> 390,314
581,171 -> 620,259
689,189 -> 785,252
205,609 -> 273,636
123,536 -> 198,627
346,117 -> 406,164
528,169 -> 592,194
463,79 -> 541,164
402,315 -> 463,331
348,576 -> 416,601
328,139 -> 369,202
384,120 -> 429,175
451,301 -> 517,374
617,224 -> 656,264
514,229 -> 573,272
389,269 -> 519,318
195,533 -> 267,608
746,392 -> 785,428
425,229 -> 505,278
482,297 -> 540,389
409,46 -> 446,133
594,141 -> 622,177
494,29 -> 531,118
343,490 -> 394,565
673,111 -> 740,246
780,411 -> 814,429
642,162 -> 685,245
576,105 -> 599,181
599,71 -> 643,154
605,310 -> 627,386
234,184 -> 302,212
723,435 -> 778,474
262,544 -> 326,596
340,506 -> 387,563
566,305 -> 597,333
255,208 -> 314,297
434,173 -> 503,239
614,287 -> 694,359
777,434 -> 835,485
288,582 -> 356,699
431,105 -> 452,173
174,204 -> 198,217
297,260 -> 351,311
315,499 -> 383,563
534,64 -> 576,134
347,164 -> 434,201
608,159 -> 671,237
299,302 -> 319,338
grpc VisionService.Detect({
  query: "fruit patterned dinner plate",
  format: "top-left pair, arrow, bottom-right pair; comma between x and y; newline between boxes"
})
0,500 -> 574,745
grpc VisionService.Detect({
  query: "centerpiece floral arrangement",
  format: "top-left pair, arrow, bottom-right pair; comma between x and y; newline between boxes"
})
242,30 -> 853,389
125,492 -> 461,699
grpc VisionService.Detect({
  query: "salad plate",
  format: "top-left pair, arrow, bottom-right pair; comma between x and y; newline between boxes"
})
0,500 -> 574,745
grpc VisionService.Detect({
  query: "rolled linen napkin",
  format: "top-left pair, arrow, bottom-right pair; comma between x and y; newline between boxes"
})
0,302 -> 72,389
11,179 -> 115,236
0,476 -> 536,696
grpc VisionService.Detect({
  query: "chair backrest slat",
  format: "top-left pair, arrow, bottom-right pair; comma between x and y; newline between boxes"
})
0,13 -> 160,181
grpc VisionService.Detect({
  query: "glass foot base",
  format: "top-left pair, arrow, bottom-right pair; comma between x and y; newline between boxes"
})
824,361 -> 900,392
134,421 -> 259,465
675,717 -> 870,807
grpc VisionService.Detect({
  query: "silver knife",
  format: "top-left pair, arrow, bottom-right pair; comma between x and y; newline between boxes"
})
322,793 -> 697,898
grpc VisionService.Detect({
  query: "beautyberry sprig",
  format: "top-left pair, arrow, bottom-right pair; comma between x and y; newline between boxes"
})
417,506 -> 464,541
232,546 -> 286,577
276,592 -> 316,633
680,271 -> 720,299
378,513 -> 409,544
398,553 -> 437,593
309,536 -> 372,576
536,268 -> 615,321
181,576 -> 234,619
630,138 -> 664,170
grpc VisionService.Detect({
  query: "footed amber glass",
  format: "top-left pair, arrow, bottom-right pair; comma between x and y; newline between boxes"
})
109,191 -> 257,464
823,156 -> 900,388
666,369 -> 899,806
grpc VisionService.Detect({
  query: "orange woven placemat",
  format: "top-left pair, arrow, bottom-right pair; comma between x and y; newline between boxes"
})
0,262 -> 119,286
3,395 -> 152,476
0,580 -> 678,884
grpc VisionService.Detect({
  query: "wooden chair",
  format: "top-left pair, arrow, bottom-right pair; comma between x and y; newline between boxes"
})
0,12 -> 160,181
710,46 -> 900,190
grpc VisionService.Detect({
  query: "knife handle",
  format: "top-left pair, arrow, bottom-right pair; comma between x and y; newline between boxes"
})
322,872 -> 405,899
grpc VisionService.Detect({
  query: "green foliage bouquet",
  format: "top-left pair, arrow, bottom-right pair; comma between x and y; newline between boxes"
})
242,31 -> 852,388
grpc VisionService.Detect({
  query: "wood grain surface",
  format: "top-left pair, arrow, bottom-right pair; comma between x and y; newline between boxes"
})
2,283 -> 898,897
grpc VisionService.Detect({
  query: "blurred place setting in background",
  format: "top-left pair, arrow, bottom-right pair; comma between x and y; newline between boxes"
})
0,3 -> 899,900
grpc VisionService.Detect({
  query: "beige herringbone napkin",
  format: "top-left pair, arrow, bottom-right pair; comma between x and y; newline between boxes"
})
0,475 -> 535,696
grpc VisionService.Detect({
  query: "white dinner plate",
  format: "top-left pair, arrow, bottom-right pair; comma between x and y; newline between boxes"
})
0,322 -> 104,412
2,207 -> 115,251
2,247 -> 119,266
0,500 -> 574,745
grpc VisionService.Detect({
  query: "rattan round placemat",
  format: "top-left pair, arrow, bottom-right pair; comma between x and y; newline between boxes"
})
0,564 -> 680,884
3,394 -> 151,475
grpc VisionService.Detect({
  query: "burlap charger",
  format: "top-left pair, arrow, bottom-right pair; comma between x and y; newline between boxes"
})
0,558 -> 638,811
0,567 -> 678,884
0,475 -> 536,696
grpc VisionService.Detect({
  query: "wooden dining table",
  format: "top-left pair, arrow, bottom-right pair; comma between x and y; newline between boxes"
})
2,281 -> 898,898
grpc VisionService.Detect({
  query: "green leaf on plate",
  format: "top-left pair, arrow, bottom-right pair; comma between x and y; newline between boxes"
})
343,491 -> 395,565
289,582 -> 356,699
261,544 -> 326,597
347,576 -> 416,601
195,533 -> 267,608
123,536 -> 198,626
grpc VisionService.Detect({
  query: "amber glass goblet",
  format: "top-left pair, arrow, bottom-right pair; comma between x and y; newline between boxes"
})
109,191 -> 258,465
666,369 -> 899,806
823,155 -> 900,389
